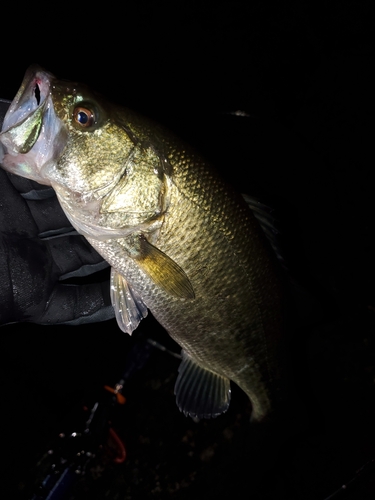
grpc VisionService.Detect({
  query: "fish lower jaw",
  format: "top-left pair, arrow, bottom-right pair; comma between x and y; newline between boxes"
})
0,153 -> 50,185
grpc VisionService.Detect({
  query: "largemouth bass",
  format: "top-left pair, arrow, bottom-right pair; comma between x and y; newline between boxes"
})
0,66 -> 285,421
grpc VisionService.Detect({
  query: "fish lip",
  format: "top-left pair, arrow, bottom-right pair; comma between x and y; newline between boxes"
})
0,64 -> 54,136
0,65 -> 67,185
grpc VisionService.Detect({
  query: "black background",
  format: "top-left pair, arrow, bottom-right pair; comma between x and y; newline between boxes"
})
1,2 -> 375,499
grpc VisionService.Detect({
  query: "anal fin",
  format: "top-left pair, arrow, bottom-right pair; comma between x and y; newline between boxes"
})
174,350 -> 231,419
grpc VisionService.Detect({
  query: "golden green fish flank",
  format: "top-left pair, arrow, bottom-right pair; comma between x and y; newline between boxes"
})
77,105 -> 284,420
0,66 -> 285,421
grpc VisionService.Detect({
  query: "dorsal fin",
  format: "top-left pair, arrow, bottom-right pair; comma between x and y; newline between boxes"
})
242,193 -> 286,269
174,350 -> 231,419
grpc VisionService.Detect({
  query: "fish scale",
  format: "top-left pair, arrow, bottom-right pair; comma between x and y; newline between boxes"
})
0,65 -> 285,421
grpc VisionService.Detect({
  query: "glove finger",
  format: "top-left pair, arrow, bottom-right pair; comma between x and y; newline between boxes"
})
6,173 -> 51,195
26,195 -> 73,237
0,170 -> 39,236
0,98 -> 10,128
7,173 -> 72,236
45,233 -> 110,279
39,281 -> 115,325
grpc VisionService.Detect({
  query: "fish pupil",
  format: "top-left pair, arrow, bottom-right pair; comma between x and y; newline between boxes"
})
77,111 -> 88,124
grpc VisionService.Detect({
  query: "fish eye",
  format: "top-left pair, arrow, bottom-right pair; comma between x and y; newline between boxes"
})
73,106 -> 95,128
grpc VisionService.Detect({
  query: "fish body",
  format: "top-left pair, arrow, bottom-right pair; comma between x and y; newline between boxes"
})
0,66 -> 285,421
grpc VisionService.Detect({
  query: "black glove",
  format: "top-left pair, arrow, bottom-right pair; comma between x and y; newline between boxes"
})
0,98 -> 8,128
0,100 -> 114,326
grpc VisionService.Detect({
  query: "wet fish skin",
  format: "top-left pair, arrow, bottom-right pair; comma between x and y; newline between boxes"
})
0,65 -> 285,421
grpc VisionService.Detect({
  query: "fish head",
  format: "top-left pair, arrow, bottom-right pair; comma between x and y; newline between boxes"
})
0,65 -> 170,239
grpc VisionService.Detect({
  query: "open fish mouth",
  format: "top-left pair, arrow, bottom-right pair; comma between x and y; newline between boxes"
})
0,65 -> 66,184
0,65 -> 53,140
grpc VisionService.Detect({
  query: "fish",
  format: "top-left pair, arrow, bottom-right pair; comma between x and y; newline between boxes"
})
0,65 -> 285,422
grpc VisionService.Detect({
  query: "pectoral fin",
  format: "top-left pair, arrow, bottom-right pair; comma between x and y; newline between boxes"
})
136,236 -> 195,300
110,268 -> 148,335
174,350 -> 231,419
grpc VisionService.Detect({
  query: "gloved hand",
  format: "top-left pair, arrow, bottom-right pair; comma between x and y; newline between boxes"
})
0,99 -> 114,326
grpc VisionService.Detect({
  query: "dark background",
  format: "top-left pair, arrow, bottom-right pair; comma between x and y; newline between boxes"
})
1,2 -> 374,499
